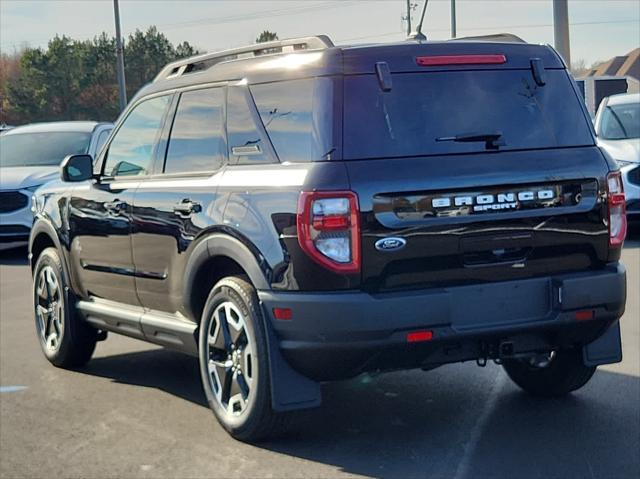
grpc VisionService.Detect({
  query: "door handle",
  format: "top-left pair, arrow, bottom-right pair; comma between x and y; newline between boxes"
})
104,200 -> 127,214
173,199 -> 202,216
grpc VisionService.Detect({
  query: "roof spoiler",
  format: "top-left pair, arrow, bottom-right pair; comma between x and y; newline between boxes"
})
154,35 -> 334,82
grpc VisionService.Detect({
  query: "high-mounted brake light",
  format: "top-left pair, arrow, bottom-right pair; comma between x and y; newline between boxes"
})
606,171 -> 627,247
416,54 -> 507,66
297,191 -> 361,274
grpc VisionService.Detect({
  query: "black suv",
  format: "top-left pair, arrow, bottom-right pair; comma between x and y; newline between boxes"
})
29,35 -> 627,441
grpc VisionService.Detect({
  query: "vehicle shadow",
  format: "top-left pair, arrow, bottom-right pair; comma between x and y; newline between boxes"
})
0,247 -> 29,266
84,349 -> 208,407
82,348 -> 640,478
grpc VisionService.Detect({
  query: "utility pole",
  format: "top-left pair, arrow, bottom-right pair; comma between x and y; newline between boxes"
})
406,0 -> 412,36
410,0 -> 429,40
113,0 -> 127,112
552,0 -> 571,67
450,0 -> 457,38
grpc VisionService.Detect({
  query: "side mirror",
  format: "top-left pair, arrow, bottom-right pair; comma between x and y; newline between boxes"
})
61,154 -> 94,182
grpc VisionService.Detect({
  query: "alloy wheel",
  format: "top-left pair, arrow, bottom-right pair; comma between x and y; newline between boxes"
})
206,301 -> 254,416
35,265 -> 64,351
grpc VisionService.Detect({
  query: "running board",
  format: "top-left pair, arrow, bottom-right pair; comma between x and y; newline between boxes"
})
76,298 -> 198,356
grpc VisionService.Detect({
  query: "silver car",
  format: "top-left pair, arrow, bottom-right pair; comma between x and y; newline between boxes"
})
595,92 -> 640,222
0,121 -> 113,250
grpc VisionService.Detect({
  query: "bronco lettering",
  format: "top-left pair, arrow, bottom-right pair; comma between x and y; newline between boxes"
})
432,189 -> 555,212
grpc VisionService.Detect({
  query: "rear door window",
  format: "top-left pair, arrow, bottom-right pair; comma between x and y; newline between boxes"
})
343,70 -> 594,159
164,88 -> 225,174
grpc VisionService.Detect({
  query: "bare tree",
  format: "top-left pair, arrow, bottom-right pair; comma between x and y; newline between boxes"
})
571,58 -> 588,77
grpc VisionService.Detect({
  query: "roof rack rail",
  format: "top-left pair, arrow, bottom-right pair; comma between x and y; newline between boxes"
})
154,35 -> 334,82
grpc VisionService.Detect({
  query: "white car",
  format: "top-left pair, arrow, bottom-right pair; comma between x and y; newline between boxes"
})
595,92 -> 640,222
0,121 -> 113,250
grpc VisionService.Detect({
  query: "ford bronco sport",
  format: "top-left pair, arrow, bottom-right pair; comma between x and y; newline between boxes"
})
29,35 -> 627,441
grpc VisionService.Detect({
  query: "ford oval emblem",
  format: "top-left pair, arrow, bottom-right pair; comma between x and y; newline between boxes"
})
375,237 -> 407,252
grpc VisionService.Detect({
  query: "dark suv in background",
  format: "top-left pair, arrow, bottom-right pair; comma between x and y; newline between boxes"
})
29,35 -> 627,441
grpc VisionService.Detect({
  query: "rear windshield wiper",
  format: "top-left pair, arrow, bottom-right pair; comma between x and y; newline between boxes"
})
436,131 -> 505,150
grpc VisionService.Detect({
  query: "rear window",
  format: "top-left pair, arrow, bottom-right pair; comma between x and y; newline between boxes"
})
343,70 -> 594,159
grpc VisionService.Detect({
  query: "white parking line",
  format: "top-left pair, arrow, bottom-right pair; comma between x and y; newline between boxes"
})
453,370 -> 507,479
0,386 -> 27,393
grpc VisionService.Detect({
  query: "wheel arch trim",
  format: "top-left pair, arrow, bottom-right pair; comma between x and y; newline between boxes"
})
29,220 -> 71,281
183,233 -> 271,320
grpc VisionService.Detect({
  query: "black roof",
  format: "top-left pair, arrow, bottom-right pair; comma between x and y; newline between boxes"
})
136,35 -> 564,101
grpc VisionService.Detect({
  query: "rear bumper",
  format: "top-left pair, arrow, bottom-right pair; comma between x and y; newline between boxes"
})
259,264 -> 626,380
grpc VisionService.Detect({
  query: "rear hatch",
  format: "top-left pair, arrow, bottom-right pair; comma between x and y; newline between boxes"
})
341,42 -> 611,292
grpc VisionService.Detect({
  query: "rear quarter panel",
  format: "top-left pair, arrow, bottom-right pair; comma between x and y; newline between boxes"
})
218,161 -> 358,291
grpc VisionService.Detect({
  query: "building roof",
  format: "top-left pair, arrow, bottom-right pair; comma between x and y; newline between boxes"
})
587,48 -> 639,80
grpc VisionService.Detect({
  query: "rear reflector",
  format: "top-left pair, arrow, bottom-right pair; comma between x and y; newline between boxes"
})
407,330 -> 433,343
416,54 -> 507,66
273,308 -> 292,320
575,310 -> 594,321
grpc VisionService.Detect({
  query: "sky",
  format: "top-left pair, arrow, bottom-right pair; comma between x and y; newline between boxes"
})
1,0 -> 639,67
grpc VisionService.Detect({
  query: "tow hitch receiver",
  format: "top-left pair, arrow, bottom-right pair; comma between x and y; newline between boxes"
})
476,341 -> 515,366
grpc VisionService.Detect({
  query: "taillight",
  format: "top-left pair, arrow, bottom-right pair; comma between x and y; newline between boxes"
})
607,171 -> 627,247
297,191 -> 361,274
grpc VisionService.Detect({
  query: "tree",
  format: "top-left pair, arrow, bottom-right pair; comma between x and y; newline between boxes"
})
175,41 -> 198,59
6,47 -> 51,122
2,27 -> 199,124
571,58 -> 588,77
78,33 -> 119,120
0,51 -> 24,123
256,31 -> 278,43
124,26 -> 177,98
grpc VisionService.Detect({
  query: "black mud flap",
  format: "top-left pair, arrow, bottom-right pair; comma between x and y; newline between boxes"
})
261,312 -> 321,412
583,321 -> 623,366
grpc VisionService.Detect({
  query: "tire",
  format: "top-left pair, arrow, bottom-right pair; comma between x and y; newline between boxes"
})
502,349 -> 596,397
33,247 -> 97,368
198,276 -> 287,441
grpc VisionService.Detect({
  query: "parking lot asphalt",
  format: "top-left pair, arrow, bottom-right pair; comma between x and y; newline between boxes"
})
1,238 -> 638,479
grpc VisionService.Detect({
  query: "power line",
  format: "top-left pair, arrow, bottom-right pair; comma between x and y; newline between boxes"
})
153,1 -> 359,31
2,1 -> 359,50
3,12 -> 638,51
335,18 -> 640,43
